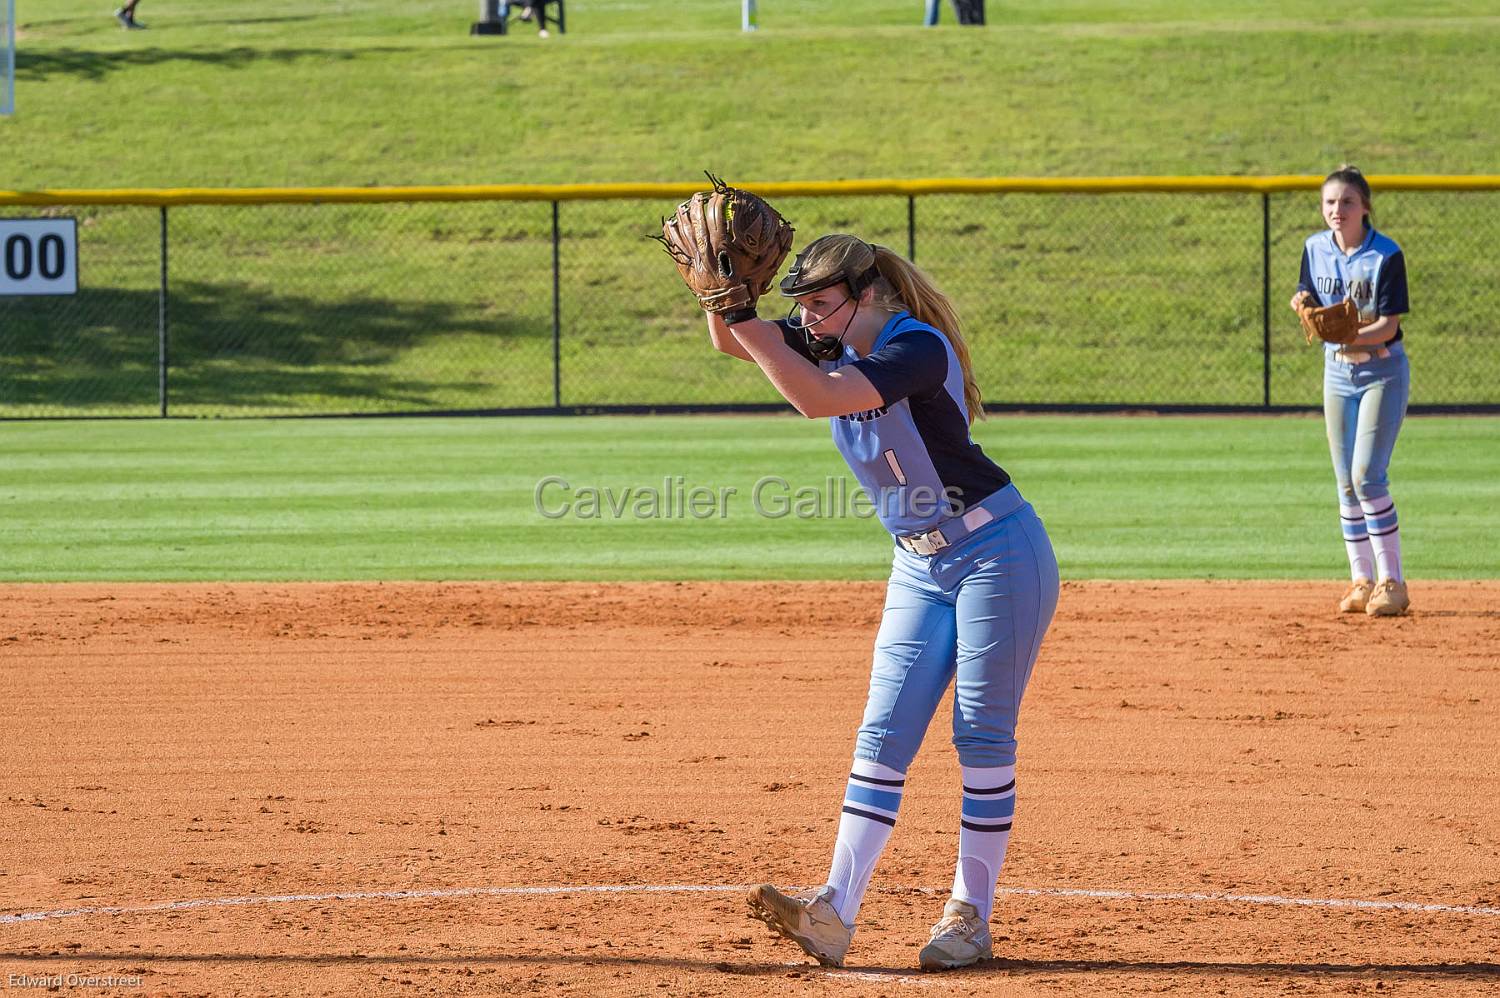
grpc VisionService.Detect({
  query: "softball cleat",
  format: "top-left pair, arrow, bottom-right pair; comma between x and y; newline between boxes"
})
1366,578 -> 1410,616
1339,578 -> 1373,613
918,898 -> 992,971
746,883 -> 852,967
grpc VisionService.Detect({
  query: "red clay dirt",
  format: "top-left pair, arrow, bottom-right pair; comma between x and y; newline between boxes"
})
2,580 -> 1498,997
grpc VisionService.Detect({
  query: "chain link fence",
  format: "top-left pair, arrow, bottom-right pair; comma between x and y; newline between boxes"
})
3,180 -> 1498,417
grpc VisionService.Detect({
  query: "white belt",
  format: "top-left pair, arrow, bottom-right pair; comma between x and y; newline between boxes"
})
1333,346 -> 1392,365
896,506 -> 995,556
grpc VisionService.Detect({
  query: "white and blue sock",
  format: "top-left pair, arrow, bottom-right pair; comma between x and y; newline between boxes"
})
1361,497 -> 1403,581
950,764 -> 1016,922
824,759 -> 905,928
1341,502 -> 1375,581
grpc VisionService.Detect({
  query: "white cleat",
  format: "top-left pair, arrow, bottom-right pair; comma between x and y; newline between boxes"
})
746,883 -> 853,967
918,898 -> 993,970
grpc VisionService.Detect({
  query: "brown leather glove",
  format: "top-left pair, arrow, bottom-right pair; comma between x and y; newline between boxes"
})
654,173 -> 794,325
1297,296 -> 1362,345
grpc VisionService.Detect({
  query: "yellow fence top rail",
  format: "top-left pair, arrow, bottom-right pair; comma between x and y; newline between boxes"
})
2,176 -> 1500,206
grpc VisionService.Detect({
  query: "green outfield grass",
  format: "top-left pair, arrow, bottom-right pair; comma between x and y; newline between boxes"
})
4,3 -> 1500,417
5,1 -> 1498,185
3,414 -> 1495,582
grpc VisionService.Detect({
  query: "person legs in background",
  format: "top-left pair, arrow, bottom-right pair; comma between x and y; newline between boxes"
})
953,0 -> 986,25
1349,361 -> 1411,614
113,0 -> 144,29
520,1 -> 551,37
1324,356 -> 1411,615
496,1 -> 548,36
924,0 -> 987,26
1326,392 -> 1374,611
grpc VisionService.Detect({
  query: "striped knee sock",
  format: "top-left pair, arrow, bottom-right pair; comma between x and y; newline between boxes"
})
824,759 -> 905,928
951,764 -> 1016,922
1361,497 -> 1403,581
1340,503 -> 1374,581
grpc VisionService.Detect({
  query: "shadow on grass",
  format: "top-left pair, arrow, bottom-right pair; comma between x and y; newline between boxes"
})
16,45 -> 419,83
0,281 -> 553,412
186,15 -> 324,28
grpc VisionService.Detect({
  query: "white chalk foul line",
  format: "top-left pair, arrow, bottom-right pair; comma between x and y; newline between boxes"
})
3,882 -> 1498,928
0,884 -> 735,925
996,886 -> 1500,917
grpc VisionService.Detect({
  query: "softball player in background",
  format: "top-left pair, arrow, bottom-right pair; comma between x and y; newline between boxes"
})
704,235 -> 1059,969
1291,166 -> 1411,616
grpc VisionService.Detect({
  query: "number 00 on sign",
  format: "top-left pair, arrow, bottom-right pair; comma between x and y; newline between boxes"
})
1,218 -> 79,295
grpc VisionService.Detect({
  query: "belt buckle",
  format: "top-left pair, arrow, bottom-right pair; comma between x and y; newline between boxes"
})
902,527 -> 949,556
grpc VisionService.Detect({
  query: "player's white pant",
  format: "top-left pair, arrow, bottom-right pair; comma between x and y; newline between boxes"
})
1324,348 -> 1409,580
1324,347 -> 1410,506
853,485 -> 1059,772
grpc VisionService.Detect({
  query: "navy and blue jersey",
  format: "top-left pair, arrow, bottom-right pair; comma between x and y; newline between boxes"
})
1297,226 -> 1409,353
777,312 -> 1010,536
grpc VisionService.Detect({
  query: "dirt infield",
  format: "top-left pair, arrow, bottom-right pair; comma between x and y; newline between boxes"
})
3,581 -> 1498,997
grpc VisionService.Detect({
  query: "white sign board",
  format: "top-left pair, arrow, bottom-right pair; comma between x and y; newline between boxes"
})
0,219 -> 79,295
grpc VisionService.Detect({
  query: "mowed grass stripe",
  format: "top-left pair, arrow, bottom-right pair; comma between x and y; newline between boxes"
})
2,415 -> 1495,582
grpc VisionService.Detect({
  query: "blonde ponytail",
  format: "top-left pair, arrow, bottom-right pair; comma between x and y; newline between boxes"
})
783,234 -> 987,423
867,246 -> 986,423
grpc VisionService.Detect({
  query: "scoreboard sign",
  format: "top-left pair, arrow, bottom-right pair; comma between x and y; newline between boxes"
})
0,218 -> 79,295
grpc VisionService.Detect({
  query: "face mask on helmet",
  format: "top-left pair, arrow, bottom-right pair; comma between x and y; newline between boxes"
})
779,245 -> 880,358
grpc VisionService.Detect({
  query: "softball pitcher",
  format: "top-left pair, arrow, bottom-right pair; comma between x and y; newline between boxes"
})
704,235 -> 1059,970
1291,166 -> 1411,616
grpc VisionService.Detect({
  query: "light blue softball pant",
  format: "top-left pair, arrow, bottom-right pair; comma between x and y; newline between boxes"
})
854,485 -> 1060,772
1323,346 -> 1410,505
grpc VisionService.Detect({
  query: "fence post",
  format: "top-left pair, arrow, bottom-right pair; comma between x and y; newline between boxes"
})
551,200 -> 561,410
907,196 -> 916,262
1261,193 -> 1271,409
159,205 -> 169,418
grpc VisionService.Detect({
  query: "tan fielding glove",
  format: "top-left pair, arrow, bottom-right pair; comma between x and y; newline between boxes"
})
653,173 -> 794,325
1297,296 -> 1362,345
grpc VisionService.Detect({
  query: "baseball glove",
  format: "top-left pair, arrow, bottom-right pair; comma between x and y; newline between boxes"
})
1297,295 -> 1363,345
653,173 -> 794,325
